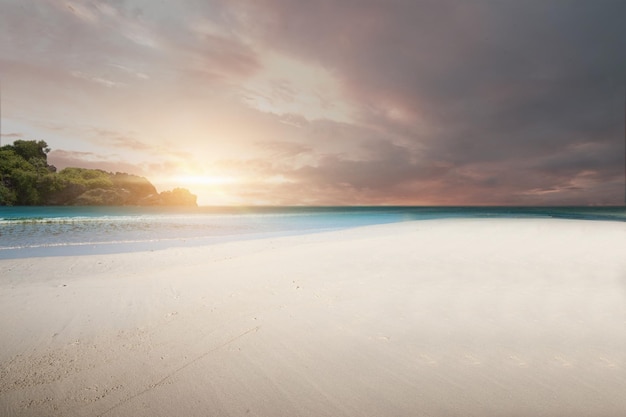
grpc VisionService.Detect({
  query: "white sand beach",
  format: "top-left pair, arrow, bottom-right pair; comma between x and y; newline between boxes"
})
1,218 -> 626,417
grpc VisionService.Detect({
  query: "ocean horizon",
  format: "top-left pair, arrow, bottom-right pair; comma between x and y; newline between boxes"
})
1,205 -> 625,259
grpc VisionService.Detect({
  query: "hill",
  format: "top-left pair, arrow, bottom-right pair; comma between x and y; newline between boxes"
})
0,140 -> 197,206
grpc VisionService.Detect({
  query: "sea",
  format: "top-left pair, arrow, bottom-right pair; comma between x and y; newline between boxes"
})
1,206 -> 625,259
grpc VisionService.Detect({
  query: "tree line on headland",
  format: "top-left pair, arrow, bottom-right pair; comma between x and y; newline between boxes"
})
0,140 -> 197,206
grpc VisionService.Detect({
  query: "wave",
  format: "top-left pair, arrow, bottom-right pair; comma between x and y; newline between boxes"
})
0,233 -> 232,251
1,206 -> 624,259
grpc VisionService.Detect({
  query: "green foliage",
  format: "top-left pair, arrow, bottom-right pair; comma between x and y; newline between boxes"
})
0,182 -> 16,205
11,169 -> 39,204
0,147 -> 42,205
0,140 -> 197,206
6,140 -> 50,166
0,148 -> 34,172
58,167 -> 114,189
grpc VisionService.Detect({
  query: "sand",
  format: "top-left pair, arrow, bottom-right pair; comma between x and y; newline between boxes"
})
1,218 -> 625,417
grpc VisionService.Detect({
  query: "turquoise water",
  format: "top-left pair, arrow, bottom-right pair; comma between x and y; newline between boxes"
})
1,206 -> 624,259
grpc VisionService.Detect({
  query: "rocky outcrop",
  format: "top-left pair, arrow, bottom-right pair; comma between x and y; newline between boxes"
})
72,186 -> 197,206
158,188 -> 198,206
73,188 -> 132,206
0,140 -> 198,207
110,173 -> 158,203
52,172 -> 197,206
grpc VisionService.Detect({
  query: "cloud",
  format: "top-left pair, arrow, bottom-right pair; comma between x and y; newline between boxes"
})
532,142 -> 623,181
86,128 -> 154,151
70,71 -> 123,88
48,149 -> 146,175
183,32 -> 260,78
108,63 -> 149,80
3,0 -> 624,205
62,1 -> 99,23
277,113 -> 309,129
292,140 -> 422,190
254,141 -> 312,158
212,0 -> 626,204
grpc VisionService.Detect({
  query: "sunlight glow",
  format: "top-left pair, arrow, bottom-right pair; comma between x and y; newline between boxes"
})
174,175 -> 238,186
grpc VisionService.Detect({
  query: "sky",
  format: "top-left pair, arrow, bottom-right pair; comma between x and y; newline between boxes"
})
1,0 -> 625,206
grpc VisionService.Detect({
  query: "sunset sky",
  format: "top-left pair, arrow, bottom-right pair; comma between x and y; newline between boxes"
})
1,0 -> 625,206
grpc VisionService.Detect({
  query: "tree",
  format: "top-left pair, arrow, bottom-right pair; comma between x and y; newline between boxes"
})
0,147 -> 38,205
0,182 -> 16,205
0,142 -> 53,205
0,140 -> 197,206
10,140 -> 50,164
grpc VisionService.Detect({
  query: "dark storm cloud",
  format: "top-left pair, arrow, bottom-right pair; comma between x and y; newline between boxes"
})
3,0 -> 624,204
226,0 -> 626,204
532,141 -> 623,181
292,140 -> 441,190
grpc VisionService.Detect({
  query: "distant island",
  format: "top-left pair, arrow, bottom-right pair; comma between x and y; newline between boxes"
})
0,140 -> 197,206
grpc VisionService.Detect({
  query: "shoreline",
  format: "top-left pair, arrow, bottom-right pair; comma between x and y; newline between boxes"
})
2,206 -> 625,261
1,218 -> 626,416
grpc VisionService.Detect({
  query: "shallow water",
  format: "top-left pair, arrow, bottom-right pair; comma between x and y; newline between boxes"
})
1,206 -> 624,259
